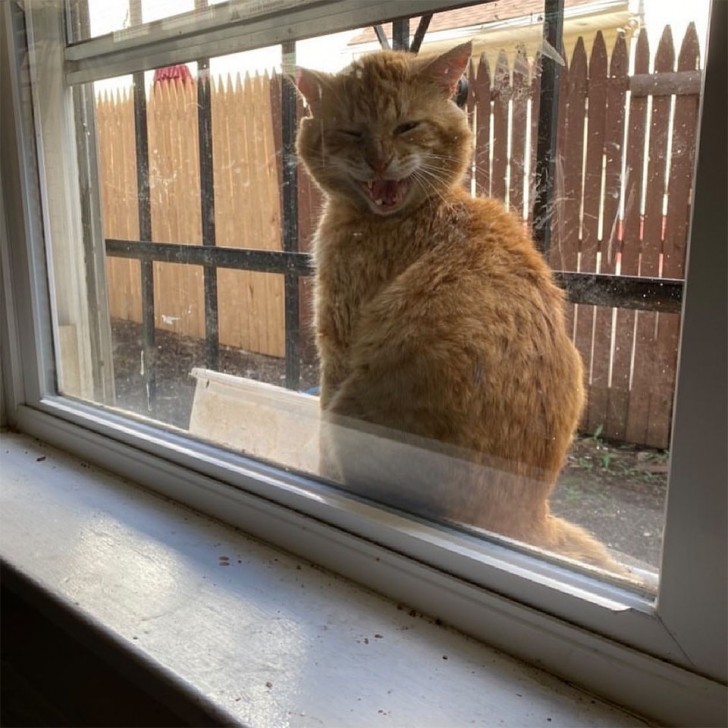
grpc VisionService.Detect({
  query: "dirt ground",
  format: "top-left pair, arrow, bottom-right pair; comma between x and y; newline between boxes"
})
554,437 -> 667,568
111,320 -> 667,570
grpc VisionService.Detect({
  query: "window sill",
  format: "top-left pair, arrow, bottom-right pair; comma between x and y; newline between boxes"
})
0,429 -> 646,727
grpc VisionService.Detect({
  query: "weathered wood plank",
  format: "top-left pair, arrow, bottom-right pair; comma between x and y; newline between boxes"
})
580,32 -> 608,434
509,47 -> 529,218
629,69 -> 701,97
491,50 -> 511,204
646,23 -> 701,448
626,26 -> 674,446
608,29 -> 649,443
473,54 -> 491,198
553,38 -> 586,273
527,56 -> 541,227
590,33 -> 628,440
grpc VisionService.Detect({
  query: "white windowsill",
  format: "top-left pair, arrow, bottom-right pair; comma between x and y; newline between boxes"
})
0,429 -> 647,727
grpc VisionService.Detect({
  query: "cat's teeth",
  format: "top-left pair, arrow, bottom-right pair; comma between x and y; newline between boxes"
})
374,198 -> 383,205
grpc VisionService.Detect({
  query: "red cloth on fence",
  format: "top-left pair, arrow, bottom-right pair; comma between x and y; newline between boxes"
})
153,65 -> 193,85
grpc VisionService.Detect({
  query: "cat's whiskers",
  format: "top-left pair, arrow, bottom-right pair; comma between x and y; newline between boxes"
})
416,161 -> 449,182
420,156 -> 463,177
410,167 -> 452,208
413,162 -> 453,191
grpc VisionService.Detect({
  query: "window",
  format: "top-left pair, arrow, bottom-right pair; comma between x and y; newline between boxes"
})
1,1 -> 725,724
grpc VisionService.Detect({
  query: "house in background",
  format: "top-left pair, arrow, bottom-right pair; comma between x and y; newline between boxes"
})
348,0 -> 639,66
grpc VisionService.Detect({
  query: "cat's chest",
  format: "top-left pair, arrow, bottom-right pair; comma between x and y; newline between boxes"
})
317,225 -> 420,309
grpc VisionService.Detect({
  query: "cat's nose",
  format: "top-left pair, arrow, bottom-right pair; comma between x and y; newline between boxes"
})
370,155 -> 393,176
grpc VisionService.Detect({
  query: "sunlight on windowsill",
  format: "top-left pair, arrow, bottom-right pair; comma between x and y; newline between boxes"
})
0,428 -> 646,727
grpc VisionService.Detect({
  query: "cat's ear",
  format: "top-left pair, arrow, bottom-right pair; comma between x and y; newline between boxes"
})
290,67 -> 331,116
420,41 -> 472,97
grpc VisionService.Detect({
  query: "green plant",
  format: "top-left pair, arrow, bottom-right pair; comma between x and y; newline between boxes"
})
590,424 -> 604,443
600,451 -> 617,471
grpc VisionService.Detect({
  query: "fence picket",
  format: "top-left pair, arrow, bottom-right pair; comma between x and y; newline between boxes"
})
253,72 -> 284,357
220,76 -> 238,348
491,50 -> 511,204
219,75 -> 238,348
645,25 -> 700,448
554,39 -> 586,275
118,89 -> 142,322
664,24 -> 700,281
607,29 -> 650,442
601,35 -> 628,276
536,51 -> 568,240
560,40 -> 588,426
581,32 -> 608,273
244,72 -> 265,354
463,57 -> 477,192
527,61 -> 539,226
510,47 -> 530,218
150,80 -> 205,340
653,23 -> 700,447
590,33 -> 628,439
473,54 -> 491,197
581,32 -> 608,433
626,27 -> 674,446
180,79 -> 204,339
238,73 -> 260,352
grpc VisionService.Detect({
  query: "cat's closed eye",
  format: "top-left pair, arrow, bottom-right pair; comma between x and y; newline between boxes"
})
394,121 -> 420,135
336,129 -> 363,139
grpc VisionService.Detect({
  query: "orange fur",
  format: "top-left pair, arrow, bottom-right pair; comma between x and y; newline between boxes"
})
295,43 -> 619,571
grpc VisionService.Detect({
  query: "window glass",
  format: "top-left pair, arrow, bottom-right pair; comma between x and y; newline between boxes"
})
70,0 -> 299,43
48,1 -> 711,591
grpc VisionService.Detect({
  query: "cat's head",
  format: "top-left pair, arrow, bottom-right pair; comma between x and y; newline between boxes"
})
294,42 -> 472,217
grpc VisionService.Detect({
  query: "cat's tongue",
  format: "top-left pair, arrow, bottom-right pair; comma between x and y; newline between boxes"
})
371,179 -> 401,206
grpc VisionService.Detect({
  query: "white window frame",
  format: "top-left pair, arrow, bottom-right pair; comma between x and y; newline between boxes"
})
1,1 -> 725,724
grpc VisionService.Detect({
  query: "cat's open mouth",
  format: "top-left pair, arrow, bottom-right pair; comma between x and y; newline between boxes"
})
361,177 -> 411,214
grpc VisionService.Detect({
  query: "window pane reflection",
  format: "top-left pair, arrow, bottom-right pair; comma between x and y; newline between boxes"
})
50,2 -> 711,591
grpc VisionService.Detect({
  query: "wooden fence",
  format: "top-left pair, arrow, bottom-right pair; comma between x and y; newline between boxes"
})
98,73 -> 285,358
96,24 -> 702,448
463,25 -> 701,448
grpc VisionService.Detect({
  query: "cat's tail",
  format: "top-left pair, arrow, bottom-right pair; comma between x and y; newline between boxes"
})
472,500 -> 625,574
537,513 -> 625,573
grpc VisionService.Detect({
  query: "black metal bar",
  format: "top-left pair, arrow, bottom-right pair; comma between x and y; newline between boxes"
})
392,18 -> 409,51
532,0 -> 565,256
129,0 -> 155,411
197,55 -> 219,371
194,0 -> 218,372
132,70 -> 156,410
281,40 -> 301,390
373,24 -> 391,50
555,272 -> 683,313
105,239 -> 315,275
104,239 -> 683,314
410,14 -> 432,54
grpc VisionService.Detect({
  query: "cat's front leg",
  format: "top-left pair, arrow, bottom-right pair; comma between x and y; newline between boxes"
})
319,357 -> 347,410
318,333 -> 352,408
317,410 -> 344,483
315,303 -> 352,479
314,282 -> 352,409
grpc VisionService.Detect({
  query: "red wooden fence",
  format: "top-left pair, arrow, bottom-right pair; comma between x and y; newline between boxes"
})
459,25 -> 701,447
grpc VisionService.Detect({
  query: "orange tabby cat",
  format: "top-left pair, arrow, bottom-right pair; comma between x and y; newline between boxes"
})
294,42 -> 618,570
